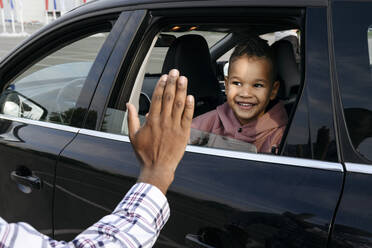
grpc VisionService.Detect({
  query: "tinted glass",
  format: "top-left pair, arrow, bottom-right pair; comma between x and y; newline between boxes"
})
333,2 -> 372,162
0,32 -> 110,126
283,7 -> 338,162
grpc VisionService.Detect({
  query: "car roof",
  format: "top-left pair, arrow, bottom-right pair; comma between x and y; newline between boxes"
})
84,0 -> 328,13
0,0 -> 322,66
58,0 -> 323,31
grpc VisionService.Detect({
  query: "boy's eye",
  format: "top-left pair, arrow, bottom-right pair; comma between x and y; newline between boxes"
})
232,81 -> 241,86
254,83 -> 264,88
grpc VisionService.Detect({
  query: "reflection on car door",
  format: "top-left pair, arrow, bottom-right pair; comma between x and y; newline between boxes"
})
0,118 -> 77,235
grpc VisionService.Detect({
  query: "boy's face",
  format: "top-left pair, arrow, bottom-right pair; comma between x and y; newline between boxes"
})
225,55 -> 280,125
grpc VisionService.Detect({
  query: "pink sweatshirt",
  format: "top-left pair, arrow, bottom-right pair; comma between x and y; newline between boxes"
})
191,101 -> 288,153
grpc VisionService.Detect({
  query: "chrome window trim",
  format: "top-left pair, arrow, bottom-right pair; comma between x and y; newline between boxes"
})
0,114 -> 80,133
79,128 -> 343,172
80,128 -> 130,142
345,162 -> 372,175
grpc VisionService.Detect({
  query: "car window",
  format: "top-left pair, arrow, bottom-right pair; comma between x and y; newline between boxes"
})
100,21 -> 305,156
333,1 -> 372,162
0,32 -> 110,126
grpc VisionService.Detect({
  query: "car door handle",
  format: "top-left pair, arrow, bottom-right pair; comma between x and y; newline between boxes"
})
10,171 -> 42,190
185,234 -> 216,248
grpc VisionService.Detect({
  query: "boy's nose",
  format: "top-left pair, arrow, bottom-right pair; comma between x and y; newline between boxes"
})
239,86 -> 253,97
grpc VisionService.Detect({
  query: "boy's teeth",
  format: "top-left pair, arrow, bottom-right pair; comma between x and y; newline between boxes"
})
239,102 -> 252,106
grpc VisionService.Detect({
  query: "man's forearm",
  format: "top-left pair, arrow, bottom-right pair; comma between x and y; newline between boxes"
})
0,183 -> 169,248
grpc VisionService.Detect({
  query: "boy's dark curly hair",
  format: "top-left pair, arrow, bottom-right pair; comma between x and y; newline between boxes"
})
229,37 -> 277,82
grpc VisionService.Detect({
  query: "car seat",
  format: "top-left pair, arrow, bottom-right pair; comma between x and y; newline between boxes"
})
271,36 -> 301,116
161,34 -> 223,117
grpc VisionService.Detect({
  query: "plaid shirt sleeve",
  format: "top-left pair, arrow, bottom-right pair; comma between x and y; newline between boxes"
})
0,183 -> 170,248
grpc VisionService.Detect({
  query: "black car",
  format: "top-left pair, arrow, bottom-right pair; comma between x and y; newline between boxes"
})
0,0 -> 371,247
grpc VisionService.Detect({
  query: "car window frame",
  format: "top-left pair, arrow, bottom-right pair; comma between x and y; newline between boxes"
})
93,7 -> 320,155
81,10 -> 148,130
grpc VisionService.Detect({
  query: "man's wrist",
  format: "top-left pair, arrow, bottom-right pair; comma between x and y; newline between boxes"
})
138,168 -> 174,195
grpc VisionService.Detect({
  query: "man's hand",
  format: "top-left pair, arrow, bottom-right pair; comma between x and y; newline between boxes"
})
127,69 -> 194,194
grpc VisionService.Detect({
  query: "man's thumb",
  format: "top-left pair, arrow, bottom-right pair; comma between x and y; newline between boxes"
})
127,103 -> 140,141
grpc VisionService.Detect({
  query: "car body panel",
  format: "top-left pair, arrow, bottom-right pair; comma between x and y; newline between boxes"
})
331,166 -> 372,247
55,129 -> 343,247
0,117 -> 77,235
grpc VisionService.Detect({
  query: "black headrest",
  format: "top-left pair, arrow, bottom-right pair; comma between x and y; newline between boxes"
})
272,36 -> 300,99
161,35 -> 221,105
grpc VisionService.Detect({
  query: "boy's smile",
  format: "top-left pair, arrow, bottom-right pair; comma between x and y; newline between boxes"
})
225,55 -> 280,125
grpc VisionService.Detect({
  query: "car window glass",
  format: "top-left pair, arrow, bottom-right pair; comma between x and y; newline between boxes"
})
333,2 -> 372,162
0,32 -> 110,126
101,25 -> 305,156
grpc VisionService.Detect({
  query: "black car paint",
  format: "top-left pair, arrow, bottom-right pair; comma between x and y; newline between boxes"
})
55,131 -> 343,247
0,120 -> 76,235
0,0 -> 371,247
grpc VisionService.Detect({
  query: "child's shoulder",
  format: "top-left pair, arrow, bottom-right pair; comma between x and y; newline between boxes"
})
191,103 -> 231,131
192,108 -> 219,124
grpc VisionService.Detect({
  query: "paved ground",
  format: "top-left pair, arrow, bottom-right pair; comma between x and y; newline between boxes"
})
1,23 -> 109,78
0,23 -> 44,60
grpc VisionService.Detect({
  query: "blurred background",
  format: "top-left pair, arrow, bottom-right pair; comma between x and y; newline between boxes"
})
0,0 -> 92,59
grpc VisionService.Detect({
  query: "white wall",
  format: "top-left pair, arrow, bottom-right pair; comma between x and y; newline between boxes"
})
23,0 -> 44,23
1,0 -> 88,24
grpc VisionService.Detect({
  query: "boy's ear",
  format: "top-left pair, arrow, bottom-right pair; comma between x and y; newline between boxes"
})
224,77 -> 229,94
270,80 -> 280,100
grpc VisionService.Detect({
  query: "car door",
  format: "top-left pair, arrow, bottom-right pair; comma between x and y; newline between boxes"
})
329,1 -> 372,247
52,9 -> 147,240
0,10 -> 119,235
54,4 -> 344,248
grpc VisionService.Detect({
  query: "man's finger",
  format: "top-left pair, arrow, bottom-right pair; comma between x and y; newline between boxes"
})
181,95 -> 195,129
148,74 -> 167,119
161,69 -> 179,117
172,76 -> 187,123
127,103 -> 140,141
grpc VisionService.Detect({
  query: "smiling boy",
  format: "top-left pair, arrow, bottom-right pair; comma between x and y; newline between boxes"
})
191,37 -> 288,153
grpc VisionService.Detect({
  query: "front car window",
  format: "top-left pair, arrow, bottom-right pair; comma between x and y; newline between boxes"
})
0,32 -> 110,126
